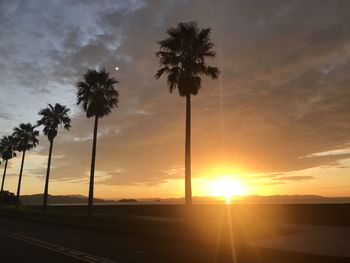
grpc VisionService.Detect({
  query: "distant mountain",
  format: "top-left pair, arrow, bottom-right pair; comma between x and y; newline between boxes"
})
19,194 -> 350,206
20,194 -> 116,206
118,199 -> 138,203
139,195 -> 350,204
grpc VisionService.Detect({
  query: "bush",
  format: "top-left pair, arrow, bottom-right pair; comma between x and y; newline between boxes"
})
1,190 -> 17,205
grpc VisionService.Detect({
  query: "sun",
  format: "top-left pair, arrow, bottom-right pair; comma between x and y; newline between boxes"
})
208,177 -> 246,204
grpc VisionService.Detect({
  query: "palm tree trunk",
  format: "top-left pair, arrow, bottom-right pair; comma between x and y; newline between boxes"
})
88,116 -> 99,215
0,159 -> 8,208
185,94 -> 192,205
16,150 -> 26,208
43,140 -> 54,211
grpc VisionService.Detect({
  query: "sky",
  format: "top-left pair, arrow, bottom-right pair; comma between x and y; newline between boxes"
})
0,0 -> 350,200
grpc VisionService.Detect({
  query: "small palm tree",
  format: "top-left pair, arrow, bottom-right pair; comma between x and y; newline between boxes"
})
0,136 -> 16,207
76,68 -> 119,215
37,103 -> 71,211
13,123 -> 39,208
155,22 -> 219,205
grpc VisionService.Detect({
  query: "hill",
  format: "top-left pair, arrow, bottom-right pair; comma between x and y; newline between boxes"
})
20,194 -> 115,206
18,194 -> 350,206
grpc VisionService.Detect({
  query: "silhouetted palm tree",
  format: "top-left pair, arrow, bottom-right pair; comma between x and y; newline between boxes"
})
13,123 -> 39,208
76,68 -> 119,215
0,136 -> 16,207
155,22 -> 219,205
37,103 -> 71,211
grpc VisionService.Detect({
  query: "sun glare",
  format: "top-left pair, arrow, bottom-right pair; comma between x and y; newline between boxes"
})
208,177 -> 246,204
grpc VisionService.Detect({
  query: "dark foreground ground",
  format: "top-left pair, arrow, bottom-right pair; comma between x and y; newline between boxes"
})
0,204 -> 349,263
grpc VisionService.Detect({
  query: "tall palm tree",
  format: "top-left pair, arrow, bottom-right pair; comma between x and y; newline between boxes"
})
37,103 -> 71,211
0,136 -> 16,207
155,22 -> 219,205
76,68 -> 119,215
13,123 -> 39,208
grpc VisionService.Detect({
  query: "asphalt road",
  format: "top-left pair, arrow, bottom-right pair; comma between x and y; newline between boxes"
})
1,215 -> 349,263
0,229 -> 81,263
0,216 -> 233,263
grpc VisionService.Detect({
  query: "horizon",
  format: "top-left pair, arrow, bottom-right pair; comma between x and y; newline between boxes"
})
19,192 -> 350,199
1,0 -> 350,201
15,192 -> 350,207
19,192 -> 350,202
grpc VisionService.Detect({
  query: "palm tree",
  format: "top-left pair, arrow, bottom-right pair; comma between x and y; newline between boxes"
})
155,22 -> 219,205
37,103 -> 71,211
0,136 -> 16,207
76,68 -> 119,215
13,123 -> 39,208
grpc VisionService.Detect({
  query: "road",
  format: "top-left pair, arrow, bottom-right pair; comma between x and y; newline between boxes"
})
0,216 -> 232,263
0,215 -> 349,263
0,228 -> 81,263
253,224 -> 350,258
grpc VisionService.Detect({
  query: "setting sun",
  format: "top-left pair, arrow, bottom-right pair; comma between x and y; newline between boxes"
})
208,177 -> 247,204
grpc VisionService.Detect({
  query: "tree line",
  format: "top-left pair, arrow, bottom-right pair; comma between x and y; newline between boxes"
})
0,22 -> 219,214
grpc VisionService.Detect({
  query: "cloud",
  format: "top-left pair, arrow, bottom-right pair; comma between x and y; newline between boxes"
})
272,175 -> 315,182
306,148 -> 350,157
0,112 -> 11,121
1,0 -> 350,189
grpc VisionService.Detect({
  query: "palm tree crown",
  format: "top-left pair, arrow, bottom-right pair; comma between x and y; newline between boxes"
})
13,123 -> 39,152
155,21 -> 219,96
37,103 -> 71,142
76,68 -> 119,118
0,136 -> 16,163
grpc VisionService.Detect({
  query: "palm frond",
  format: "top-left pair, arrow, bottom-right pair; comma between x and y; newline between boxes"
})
0,135 -> 17,161
12,123 -> 39,152
38,103 -> 71,141
76,68 -> 119,118
155,22 -> 219,97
